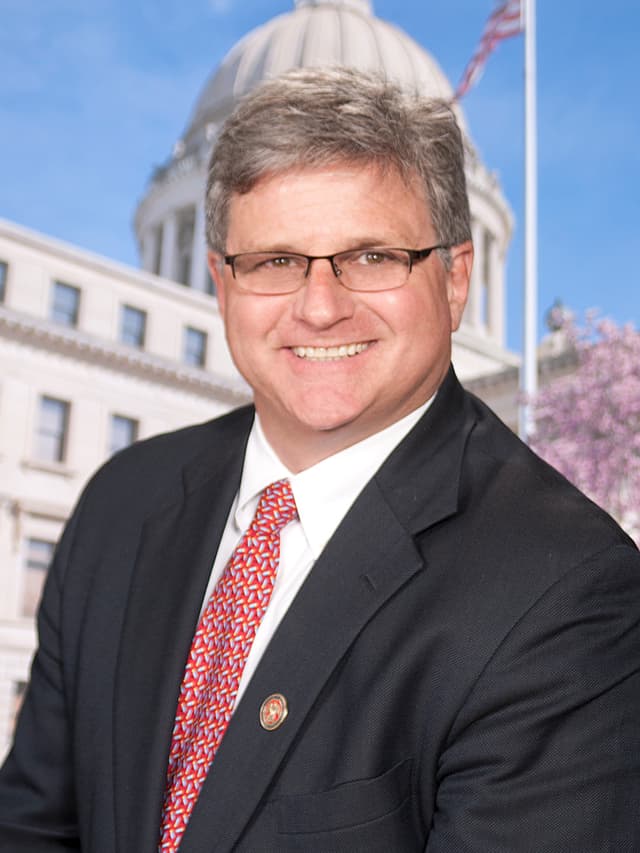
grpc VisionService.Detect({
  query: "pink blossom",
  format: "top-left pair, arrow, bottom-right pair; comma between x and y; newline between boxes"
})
531,312 -> 640,544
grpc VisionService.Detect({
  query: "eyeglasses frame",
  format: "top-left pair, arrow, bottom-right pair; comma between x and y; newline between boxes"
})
222,244 -> 450,293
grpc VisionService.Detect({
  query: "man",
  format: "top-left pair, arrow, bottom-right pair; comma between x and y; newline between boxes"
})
0,67 -> 639,852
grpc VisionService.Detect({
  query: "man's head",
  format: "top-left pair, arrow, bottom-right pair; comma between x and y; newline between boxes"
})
206,67 -> 473,471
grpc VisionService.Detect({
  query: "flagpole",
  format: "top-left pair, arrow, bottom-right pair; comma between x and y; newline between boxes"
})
519,0 -> 538,440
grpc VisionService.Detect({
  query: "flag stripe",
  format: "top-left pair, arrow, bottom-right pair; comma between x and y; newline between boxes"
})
455,0 -> 523,99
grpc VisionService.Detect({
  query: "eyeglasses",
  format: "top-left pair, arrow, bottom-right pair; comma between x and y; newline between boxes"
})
223,245 -> 449,295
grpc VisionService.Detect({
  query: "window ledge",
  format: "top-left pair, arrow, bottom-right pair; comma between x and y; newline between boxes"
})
21,459 -> 75,478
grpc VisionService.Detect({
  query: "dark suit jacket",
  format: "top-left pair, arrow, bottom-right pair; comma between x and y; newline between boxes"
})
0,369 -> 639,852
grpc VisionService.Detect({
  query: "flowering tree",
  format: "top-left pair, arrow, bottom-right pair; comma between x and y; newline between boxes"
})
531,310 -> 640,544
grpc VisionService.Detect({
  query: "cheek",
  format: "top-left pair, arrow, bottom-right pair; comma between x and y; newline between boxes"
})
222,299 -> 251,360
223,297 -> 282,355
374,287 -> 449,340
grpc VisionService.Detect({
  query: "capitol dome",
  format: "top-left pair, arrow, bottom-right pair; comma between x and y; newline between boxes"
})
134,0 -> 517,380
182,0 -> 464,158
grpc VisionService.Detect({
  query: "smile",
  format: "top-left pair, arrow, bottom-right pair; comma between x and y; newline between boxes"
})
291,342 -> 372,361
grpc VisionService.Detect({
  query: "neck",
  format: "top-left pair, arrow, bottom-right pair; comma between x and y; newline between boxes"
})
255,403 -> 431,473
261,426 -> 364,473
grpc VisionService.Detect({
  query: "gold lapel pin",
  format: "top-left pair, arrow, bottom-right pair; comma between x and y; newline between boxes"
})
260,693 -> 288,731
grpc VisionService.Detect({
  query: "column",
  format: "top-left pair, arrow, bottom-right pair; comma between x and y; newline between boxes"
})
141,227 -> 159,275
160,212 -> 178,281
190,201 -> 209,292
488,238 -> 505,344
468,220 -> 485,329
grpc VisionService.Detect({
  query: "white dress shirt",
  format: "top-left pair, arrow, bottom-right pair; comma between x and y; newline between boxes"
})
200,399 -> 434,707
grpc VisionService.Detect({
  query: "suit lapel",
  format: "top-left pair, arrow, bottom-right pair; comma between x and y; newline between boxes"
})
113,410 -> 253,853
377,367 -> 477,536
180,370 -> 478,853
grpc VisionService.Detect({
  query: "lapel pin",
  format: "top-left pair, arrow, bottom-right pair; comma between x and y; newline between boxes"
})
260,693 -> 288,731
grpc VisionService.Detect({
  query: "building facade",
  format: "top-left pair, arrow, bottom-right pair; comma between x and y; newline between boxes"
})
0,219 -> 250,751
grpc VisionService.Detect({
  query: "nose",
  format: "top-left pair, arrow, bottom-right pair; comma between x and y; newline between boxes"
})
292,258 -> 355,328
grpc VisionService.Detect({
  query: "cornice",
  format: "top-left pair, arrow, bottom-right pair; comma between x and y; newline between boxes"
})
464,345 -> 579,392
0,305 -> 252,406
454,324 -> 520,367
0,493 -> 70,523
134,151 -> 209,232
0,218 -> 215,309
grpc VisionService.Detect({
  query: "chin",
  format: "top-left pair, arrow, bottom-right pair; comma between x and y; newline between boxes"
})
298,414 -> 359,434
290,404 -> 365,435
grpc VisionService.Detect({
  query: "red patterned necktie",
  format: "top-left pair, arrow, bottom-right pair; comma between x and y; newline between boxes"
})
158,478 -> 298,852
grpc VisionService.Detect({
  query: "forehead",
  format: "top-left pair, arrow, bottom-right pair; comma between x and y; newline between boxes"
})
241,160 -> 425,204
225,162 -> 433,251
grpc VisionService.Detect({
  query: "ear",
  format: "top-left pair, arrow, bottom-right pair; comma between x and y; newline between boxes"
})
208,251 -> 227,317
446,241 -> 473,332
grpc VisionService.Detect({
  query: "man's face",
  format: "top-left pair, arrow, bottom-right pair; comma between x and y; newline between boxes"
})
210,163 -> 472,470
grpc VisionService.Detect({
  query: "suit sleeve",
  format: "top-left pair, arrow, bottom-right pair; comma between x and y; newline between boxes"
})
0,498 -> 84,851
423,543 -> 640,852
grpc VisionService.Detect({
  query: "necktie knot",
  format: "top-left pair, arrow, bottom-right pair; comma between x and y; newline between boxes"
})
254,478 -> 298,534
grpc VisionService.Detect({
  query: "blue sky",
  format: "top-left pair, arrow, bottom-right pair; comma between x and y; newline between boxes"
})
1,0 -> 638,352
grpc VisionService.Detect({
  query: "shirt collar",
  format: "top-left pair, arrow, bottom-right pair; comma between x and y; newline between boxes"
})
236,399 -> 435,558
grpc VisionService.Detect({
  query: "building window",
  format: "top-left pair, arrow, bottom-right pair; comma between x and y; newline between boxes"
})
120,305 -> 146,348
109,414 -> 138,455
0,260 -> 7,302
35,396 -> 70,463
22,538 -> 55,618
183,326 -> 207,367
176,207 -> 196,287
50,281 -> 81,327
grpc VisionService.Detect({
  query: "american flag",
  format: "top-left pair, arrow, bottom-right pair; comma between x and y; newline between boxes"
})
455,0 -> 524,99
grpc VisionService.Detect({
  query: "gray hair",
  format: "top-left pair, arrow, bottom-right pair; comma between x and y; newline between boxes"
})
205,66 -> 471,259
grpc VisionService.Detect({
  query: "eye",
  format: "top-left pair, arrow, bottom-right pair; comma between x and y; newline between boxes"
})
267,256 -> 294,268
260,255 -> 306,271
363,251 -> 387,265
347,249 -> 403,266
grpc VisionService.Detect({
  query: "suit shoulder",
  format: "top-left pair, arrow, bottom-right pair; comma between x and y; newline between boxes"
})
463,390 -> 637,557
81,404 -> 254,507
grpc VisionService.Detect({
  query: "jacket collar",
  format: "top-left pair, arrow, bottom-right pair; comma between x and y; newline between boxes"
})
376,366 -> 477,534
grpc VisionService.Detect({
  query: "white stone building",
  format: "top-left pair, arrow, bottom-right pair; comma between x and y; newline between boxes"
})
0,219 -> 249,751
0,0 -> 521,753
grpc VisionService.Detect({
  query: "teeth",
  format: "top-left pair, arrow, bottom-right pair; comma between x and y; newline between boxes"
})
292,342 -> 370,361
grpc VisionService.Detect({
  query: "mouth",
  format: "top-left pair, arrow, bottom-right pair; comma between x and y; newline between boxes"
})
290,342 -> 372,361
